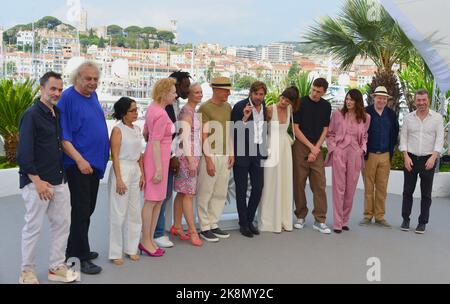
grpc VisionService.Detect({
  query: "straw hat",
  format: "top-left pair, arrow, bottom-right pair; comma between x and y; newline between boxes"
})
210,76 -> 233,90
371,86 -> 392,98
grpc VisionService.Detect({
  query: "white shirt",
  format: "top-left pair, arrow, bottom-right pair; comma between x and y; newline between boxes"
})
399,110 -> 444,156
249,98 -> 264,145
171,99 -> 181,157
115,122 -> 144,161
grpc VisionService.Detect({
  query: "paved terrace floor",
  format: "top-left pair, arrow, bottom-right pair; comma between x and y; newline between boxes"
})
1,185 -> 449,284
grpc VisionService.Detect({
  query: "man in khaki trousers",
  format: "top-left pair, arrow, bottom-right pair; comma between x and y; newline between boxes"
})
292,78 -> 332,234
196,77 -> 235,242
360,86 -> 399,228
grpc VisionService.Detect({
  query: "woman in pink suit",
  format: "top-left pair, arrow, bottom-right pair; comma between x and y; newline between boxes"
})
140,78 -> 177,256
325,89 -> 370,233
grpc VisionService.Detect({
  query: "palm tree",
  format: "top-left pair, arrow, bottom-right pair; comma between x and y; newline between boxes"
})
0,79 -> 38,164
290,71 -> 313,98
304,0 -> 415,115
265,71 -> 313,106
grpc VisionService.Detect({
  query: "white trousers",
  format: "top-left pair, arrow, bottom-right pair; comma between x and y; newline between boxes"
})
21,183 -> 71,271
108,160 -> 142,259
196,155 -> 231,232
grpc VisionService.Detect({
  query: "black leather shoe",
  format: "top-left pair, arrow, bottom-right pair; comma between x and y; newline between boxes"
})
248,223 -> 260,235
400,220 -> 410,231
239,226 -> 253,238
89,251 -> 99,260
80,260 -> 102,275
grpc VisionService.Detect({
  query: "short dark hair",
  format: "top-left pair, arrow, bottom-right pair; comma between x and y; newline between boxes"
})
415,89 -> 429,98
249,81 -> 267,95
312,77 -> 329,91
39,71 -> 62,87
169,70 -> 191,84
112,97 -> 135,120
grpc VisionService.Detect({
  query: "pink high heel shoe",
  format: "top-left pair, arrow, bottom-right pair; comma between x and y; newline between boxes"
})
138,243 -> 164,257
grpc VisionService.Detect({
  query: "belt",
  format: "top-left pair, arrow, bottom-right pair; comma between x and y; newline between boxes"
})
408,153 -> 432,160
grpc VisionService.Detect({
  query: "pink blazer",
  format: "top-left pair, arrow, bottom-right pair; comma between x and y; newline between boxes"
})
324,110 -> 371,167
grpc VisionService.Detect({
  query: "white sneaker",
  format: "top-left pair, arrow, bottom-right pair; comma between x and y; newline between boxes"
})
48,265 -> 79,283
154,236 -> 174,248
294,218 -> 305,229
19,269 -> 39,284
313,222 -> 331,234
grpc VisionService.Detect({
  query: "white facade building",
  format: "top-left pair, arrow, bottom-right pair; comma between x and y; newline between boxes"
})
236,47 -> 257,61
16,31 -> 34,47
266,43 -> 294,63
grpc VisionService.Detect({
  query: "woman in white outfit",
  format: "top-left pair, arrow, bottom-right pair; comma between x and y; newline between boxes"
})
259,86 -> 300,233
109,97 -> 145,265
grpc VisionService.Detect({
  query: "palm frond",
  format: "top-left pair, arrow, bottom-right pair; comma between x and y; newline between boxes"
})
0,79 -> 38,137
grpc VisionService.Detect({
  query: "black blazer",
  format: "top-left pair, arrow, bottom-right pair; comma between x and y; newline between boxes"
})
365,104 -> 399,159
231,98 -> 268,166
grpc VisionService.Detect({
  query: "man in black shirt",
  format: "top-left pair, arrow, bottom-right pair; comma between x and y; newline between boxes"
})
292,78 -> 332,234
17,72 -> 78,284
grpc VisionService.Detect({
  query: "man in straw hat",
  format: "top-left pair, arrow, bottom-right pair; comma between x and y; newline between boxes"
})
196,76 -> 235,242
359,86 -> 399,228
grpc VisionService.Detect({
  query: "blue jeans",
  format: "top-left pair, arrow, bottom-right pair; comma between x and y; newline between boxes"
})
154,170 -> 174,238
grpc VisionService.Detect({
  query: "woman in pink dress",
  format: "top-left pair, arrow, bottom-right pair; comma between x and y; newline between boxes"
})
140,78 -> 177,257
172,83 -> 203,247
325,89 -> 370,234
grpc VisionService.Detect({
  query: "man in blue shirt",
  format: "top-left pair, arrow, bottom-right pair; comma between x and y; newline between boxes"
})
17,72 -> 78,284
58,61 -> 109,275
360,86 -> 399,228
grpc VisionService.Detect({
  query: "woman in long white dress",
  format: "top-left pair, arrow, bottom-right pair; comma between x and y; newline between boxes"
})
259,86 -> 300,233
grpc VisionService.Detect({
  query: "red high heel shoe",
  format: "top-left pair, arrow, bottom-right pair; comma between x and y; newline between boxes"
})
138,243 -> 164,257
170,226 -> 190,241
188,231 -> 203,247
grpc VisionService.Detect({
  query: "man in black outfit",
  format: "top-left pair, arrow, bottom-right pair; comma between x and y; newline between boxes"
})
231,81 -> 268,238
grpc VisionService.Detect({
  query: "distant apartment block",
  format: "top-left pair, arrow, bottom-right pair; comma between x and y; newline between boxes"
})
235,47 -> 257,61
265,43 -> 294,63
16,31 -> 34,47
78,9 -> 88,33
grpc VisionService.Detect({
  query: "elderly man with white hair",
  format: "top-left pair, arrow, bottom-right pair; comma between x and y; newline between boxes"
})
58,61 -> 109,275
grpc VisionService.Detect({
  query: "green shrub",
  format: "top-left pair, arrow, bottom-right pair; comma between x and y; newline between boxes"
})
391,148 -> 404,170
0,156 -> 17,169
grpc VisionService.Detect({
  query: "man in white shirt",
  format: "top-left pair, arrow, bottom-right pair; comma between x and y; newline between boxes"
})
231,81 -> 268,238
399,89 -> 444,234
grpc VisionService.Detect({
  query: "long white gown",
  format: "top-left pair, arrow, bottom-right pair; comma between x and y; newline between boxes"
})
258,104 -> 294,232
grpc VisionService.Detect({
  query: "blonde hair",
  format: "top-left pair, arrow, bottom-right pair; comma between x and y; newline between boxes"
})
152,78 -> 177,104
70,61 -> 100,85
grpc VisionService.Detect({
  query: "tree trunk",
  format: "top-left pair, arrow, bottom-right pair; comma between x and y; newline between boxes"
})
367,69 -> 402,117
4,133 -> 19,164
399,78 -> 416,112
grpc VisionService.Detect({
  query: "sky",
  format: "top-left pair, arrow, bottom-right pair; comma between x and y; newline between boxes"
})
1,0 -> 343,46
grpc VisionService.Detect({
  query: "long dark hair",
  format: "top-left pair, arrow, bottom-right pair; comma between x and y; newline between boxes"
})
281,86 -> 301,112
341,89 -> 366,123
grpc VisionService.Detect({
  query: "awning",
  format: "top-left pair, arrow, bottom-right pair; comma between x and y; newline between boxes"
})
380,0 -> 450,93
